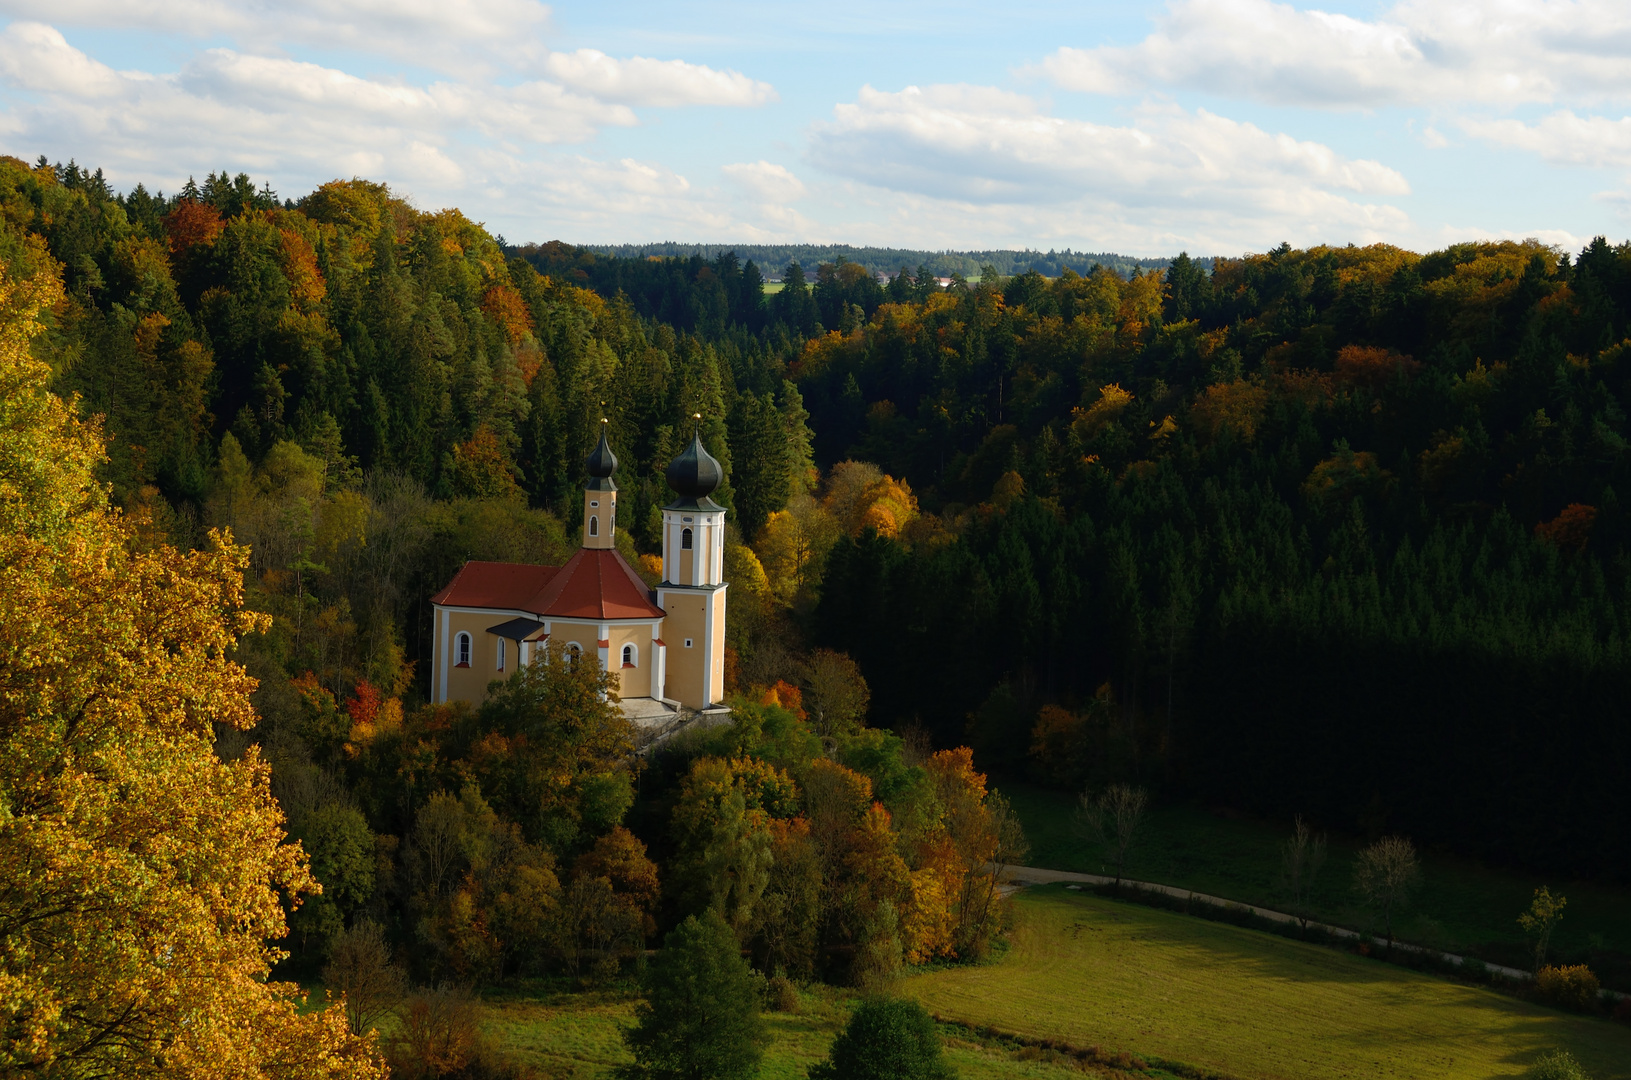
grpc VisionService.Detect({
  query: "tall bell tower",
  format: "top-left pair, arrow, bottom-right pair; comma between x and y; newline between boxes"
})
657,418 -> 727,708
583,419 -> 617,549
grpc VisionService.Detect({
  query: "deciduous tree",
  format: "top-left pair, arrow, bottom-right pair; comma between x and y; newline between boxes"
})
1076,783 -> 1147,892
1353,836 -> 1421,955
1519,886 -> 1567,973
0,264 -> 383,1077
1280,815 -> 1327,932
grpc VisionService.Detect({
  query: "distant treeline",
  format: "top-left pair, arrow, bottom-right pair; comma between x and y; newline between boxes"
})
574,242 -> 1196,281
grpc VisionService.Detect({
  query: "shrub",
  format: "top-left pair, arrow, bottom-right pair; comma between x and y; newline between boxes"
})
765,973 -> 801,1013
388,986 -> 482,1080
1530,1049 -> 1591,1080
809,998 -> 954,1080
1534,965 -> 1601,1013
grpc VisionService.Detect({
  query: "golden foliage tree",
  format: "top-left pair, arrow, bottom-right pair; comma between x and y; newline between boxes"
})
0,266 -> 383,1078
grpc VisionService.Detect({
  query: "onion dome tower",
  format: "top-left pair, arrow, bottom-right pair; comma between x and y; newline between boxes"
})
582,419 -> 617,549
665,431 -> 725,511
656,416 -> 728,709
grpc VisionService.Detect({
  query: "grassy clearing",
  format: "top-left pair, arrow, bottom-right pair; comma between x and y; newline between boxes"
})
476,983 -> 1128,1080
904,886 -> 1631,1080
1005,782 -> 1631,975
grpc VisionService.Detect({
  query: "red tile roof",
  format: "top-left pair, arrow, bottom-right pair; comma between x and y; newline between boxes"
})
430,561 -> 558,609
531,549 -> 665,620
430,550 -> 662,621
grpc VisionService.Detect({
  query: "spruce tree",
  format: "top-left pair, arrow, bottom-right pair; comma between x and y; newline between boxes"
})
619,911 -> 766,1080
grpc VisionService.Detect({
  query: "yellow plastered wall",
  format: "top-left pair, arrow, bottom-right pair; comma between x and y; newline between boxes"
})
549,621 -> 598,663
609,623 -> 653,698
659,592 -> 706,708
436,611 -> 663,705
657,586 -> 727,708
583,490 -> 617,549
439,607 -> 527,705
708,588 -> 725,701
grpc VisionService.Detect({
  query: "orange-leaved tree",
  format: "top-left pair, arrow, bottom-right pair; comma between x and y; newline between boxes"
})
0,264 -> 383,1079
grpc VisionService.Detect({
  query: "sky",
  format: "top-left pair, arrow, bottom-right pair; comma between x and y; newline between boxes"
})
0,0 -> 1627,256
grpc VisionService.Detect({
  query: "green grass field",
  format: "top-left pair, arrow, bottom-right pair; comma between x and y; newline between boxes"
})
1005,782 -> 1631,977
468,885 -> 1631,1079
476,984 -> 1123,1080
905,886 -> 1631,1080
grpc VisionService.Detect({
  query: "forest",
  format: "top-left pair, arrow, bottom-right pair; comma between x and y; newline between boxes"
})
577,243 -> 1182,282
6,149 -> 1631,1020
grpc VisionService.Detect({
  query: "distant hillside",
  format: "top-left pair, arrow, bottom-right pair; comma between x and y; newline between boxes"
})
577,242 -> 1211,280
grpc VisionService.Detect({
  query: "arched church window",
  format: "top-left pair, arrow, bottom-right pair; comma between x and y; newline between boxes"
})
589,515 -> 599,536
622,643 -> 637,668
565,642 -> 582,670
682,527 -> 693,549
455,632 -> 471,667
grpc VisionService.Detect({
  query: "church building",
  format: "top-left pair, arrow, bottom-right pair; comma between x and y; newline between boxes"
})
428,421 -> 729,722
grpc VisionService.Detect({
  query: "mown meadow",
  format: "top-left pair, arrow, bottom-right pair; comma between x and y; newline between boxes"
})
911,887 -> 1631,1080
1006,784 -> 1631,985
472,988 -> 1136,1080
414,885 -> 1631,1080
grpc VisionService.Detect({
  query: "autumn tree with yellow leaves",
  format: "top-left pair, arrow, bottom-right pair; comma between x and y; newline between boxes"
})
0,266 -> 383,1077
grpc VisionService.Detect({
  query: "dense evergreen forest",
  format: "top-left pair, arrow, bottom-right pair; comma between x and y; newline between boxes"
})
11,153 -> 1631,895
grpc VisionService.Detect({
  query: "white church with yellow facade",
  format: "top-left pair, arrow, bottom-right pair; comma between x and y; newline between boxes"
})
429,422 -> 729,723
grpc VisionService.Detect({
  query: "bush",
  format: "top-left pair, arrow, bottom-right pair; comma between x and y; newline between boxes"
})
387,985 -> 539,1080
1534,965 -> 1601,1013
765,973 -> 801,1013
809,998 -> 954,1080
1530,1049 -> 1592,1080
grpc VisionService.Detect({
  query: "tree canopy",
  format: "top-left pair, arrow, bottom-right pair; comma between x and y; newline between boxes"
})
0,258 -> 381,1077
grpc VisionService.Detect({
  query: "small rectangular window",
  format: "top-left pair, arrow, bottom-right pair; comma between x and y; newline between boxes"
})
497,638 -> 506,671
684,638 -> 693,648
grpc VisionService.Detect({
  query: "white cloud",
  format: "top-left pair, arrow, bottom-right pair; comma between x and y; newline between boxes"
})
1458,111 -> 1631,168
0,0 -> 556,74
0,18 -> 125,96
722,160 -> 806,201
0,22 -> 812,245
796,85 -> 1421,253
808,85 -> 1407,228
0,22 -> 634,197
1038,0 -> 1631,109
542,50 -> 776,107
